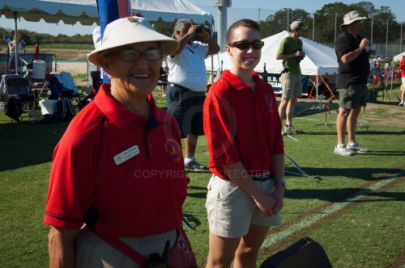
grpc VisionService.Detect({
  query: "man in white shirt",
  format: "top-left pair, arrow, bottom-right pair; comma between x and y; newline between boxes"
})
166,19 -> 220,171
8,32 -> 25,73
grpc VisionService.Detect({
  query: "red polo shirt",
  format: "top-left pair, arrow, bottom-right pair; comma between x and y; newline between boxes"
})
44,84 -> 188,237
203,70 -> 284,179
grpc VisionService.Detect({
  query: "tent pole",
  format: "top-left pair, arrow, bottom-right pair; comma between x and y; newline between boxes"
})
14,11 -> 18,75
320,75 -> 336,100
315,75 -> 319,99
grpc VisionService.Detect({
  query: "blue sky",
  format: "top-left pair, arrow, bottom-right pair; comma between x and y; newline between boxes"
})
189,0 -> 405,22
0,0 -> 403,36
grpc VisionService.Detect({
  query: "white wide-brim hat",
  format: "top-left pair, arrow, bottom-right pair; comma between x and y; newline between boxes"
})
340,11 -> 367,29
88,16 -> 179,67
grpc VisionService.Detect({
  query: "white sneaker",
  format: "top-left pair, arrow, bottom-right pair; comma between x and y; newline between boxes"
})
334,145 -> 354,156
399,101 -> 404,106
347,143 -> 368,153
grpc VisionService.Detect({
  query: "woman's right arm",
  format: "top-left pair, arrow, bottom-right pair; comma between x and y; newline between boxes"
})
48,226 -> 80,268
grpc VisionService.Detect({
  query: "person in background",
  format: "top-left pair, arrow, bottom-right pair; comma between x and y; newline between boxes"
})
44,16 -> 191,268
372,60 -> 384,88
399,55 -> 405,106
334,10 -> 370,156
204,19 -> 285,267
4,34 -> 12,53
166,19 -> 220,171
276,20 -> 306,135
8,32 -> 25,73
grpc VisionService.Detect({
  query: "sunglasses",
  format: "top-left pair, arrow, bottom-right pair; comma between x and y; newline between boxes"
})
228,40 -> 264,50
111,47 -> 163,62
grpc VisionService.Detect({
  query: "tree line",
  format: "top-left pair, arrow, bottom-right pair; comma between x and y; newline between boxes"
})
0,27 -> 93,46
259,1 -> 403,45
1,1 -> 402,48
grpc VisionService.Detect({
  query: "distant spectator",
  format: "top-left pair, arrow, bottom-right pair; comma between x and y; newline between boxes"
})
5,35 -> 12,53
35,42 -> 41,60
276,20 -> 306,136
8,32 -> 25,54
372,61 -> 384,88
399,55 -> 405,106
334,10 -> 370,157
166,19 -> 220,171
8,32 -> 25,73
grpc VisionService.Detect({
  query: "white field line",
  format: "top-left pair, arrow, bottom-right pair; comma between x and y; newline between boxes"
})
262,172 -> 404,248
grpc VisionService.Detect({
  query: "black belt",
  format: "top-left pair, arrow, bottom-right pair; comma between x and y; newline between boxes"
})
251,172 -> 272,182
169,83 -> 189,90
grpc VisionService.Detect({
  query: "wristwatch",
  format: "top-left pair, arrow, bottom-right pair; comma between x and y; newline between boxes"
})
273,178 -> 286,189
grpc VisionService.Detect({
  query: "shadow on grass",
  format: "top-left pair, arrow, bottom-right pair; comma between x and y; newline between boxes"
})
286,187 -> 405,202
285,166 -> 404,181
0,120 -> 68,171
294,101 -> 339,118
301,130 -> 405,136
188,191 -> 207,199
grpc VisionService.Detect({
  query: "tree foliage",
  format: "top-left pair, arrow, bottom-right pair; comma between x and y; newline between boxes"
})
0,27 -> 92,46
259,1 -> 402,45
0,1 -> 402,48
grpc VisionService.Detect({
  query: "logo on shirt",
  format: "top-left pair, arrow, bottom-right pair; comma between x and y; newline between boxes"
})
165,139 -> 182,162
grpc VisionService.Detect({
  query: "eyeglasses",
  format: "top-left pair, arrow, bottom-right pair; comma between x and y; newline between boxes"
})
111,47 -> 163,62
228,40 -> 264,50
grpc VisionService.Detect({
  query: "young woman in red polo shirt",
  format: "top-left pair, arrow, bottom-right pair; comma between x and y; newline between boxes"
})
204,19 -> 285,267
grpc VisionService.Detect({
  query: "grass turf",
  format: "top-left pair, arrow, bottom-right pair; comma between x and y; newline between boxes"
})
0,86 -> 404,267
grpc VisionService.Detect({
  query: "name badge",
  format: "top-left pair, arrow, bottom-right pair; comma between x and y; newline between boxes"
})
114,145 -> 140,165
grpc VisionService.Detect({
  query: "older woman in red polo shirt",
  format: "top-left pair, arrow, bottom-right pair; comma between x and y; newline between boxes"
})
43,17 -> 192,267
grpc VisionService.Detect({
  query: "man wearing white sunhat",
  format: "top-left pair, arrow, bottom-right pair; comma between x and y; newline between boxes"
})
334,11 -> 370,156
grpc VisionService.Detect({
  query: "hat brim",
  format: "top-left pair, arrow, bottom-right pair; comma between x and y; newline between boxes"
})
87,17 -> 179,68
340,17 -> 367,29
88,39 -> 178,68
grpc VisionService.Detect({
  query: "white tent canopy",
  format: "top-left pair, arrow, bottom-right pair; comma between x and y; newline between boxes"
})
1,0 -> 214,74
393,51 -> 405,62
0,0 -> 98,25
131,0 -> 214,25
0,0 -> 213,26
206,31 -> 338,76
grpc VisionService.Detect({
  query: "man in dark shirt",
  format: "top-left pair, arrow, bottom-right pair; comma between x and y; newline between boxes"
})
334,11 -> 370,156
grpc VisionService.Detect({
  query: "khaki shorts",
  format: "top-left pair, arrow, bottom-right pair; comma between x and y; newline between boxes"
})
76,228 -> 177,268
205,175 -> 281,238
337,83 -> 368,109
280,72 -> 302,99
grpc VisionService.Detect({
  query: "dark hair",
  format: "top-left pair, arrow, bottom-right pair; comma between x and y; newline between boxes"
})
226,19 -> 260,44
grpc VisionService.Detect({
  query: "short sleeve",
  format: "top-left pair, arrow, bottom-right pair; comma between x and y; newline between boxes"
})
204,86 -> 240,166
44,120 -> 100,229
335,35 -> 351,59
277,37 -> 287,55
195,41 -> 209,58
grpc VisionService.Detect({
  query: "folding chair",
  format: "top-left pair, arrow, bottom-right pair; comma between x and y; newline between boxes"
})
0,74 -> 34,121
44,72 -> 79,99
37,72 -> 79,119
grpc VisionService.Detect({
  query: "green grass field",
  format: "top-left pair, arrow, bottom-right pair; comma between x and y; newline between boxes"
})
0,86 -> 404,267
